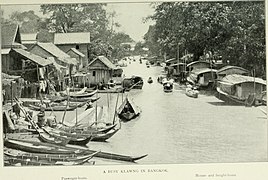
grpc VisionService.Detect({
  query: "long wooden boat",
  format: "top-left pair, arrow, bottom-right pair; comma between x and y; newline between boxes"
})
4,155 -> 93,166
63,90 -> 98,98
69,96 -> 100,103
4,138 -> 85,154
4,148 -> 96,161
83,150 -> 148,162
38,129 -> 70,146
117,97 -> 141,121
42,126 -> 92,146
28,104 -> 76,111
91,128 -> 119,142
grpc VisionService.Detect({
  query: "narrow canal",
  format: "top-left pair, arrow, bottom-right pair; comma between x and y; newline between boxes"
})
57,56 -> 267,165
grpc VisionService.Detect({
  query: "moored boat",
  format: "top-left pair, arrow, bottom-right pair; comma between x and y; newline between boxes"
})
28,104 -> 76,111
122,76 -> 143,91
215,74 -> 266,106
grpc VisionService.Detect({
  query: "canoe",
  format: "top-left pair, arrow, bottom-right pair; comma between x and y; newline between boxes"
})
91,128 -> 119,142
4,150 -> 98,166
4,155 -> 93,166
38,129 -> 70,146
4,138 -> 84,154
67,90 -> 98,98
42,126 -> 92,146
28,104 -> 76,111
69,96 -> 100,103
4,148 -> 95,161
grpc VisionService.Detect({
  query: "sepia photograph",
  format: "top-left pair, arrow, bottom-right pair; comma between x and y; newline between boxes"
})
0,0 -> 267,179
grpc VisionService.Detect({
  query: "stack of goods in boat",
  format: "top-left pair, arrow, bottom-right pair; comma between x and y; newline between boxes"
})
185,84 -> 199,98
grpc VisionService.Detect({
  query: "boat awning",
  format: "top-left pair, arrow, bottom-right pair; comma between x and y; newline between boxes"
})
13,48 -> 52,67
221,74 -> 266,86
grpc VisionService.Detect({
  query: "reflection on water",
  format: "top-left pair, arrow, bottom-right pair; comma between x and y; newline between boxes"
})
56,57 -> 267,165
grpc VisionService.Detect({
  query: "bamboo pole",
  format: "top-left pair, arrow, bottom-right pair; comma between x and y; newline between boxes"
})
112,92 -> 120,125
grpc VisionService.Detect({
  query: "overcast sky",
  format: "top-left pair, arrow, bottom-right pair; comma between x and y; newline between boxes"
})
1,3 -> 155,42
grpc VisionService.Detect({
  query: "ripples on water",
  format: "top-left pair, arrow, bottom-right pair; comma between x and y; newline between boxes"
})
57,57 -> 267,165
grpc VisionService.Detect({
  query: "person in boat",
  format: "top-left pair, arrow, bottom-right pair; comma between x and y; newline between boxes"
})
148,77 -> 153,84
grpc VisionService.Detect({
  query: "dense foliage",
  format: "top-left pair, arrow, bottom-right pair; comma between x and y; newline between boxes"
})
145,2 -> 265,77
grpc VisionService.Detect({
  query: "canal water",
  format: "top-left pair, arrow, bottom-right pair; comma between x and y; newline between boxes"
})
56,56 -> 267,165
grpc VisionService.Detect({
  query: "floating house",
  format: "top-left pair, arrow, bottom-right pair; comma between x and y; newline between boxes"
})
217,66 -> 250,80
216,74 -> 266,105
187,68 -> 217,87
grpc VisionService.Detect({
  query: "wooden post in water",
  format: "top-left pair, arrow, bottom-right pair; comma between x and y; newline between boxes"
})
113,92 -> 120,125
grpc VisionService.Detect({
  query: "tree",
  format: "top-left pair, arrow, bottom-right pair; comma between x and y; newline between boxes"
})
146,1 -> 265,77
40,4 -> 109,40
9,10 -> 45,33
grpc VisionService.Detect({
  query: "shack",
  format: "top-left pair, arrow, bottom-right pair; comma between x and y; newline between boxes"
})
29,42 -> 78,90
86,56 -> 119,86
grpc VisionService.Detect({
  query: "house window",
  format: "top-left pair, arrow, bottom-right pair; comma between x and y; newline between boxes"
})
93,71 -> 96,76
76,45 -> 79,49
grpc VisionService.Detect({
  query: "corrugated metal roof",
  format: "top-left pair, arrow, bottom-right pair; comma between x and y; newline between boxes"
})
68,48 -> 85,57
54,32 -> 90,45
221,74 -> 266,86
88,56 -> 117,69
13,48 -> 52,67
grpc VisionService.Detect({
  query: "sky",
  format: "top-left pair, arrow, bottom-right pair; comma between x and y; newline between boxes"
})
1,3 -> 155,42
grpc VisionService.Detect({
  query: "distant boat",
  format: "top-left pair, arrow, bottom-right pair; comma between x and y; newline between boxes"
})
215,74 -> 266,106
28,104 -> 76,111
147,77 -> 153,84
185,86 -> 199,98
163,79 -> 174,93
117,97 -> 141,121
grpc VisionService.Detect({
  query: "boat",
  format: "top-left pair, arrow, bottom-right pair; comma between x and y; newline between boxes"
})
122,76 -> 143,91
4,149 -> 98,166
62,88 -> 98,98
42,126 -> 92,146
215,74 -> 266,106
28,104 -> 76,111
4,138 -> 85,154
69,96 -> 100,103
147,77 -> 153,84
185,86 -> 199,98
187,68 -> 217,88
90,128 -> 120,142
4,154 -> 93,166
117,97 -> 141,121
163,79 -> 174,93
157,75 -> 166,84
